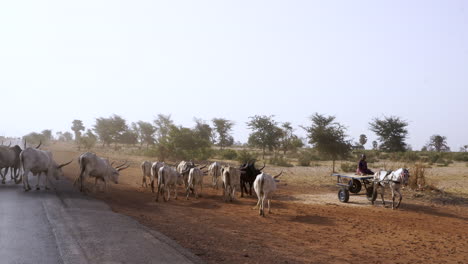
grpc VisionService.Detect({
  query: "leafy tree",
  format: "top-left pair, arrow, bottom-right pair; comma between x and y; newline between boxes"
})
80,129 -> 97,149
372,140 -> 378,150
119,129 -> 139,145
153,114 -> 174,144
63,132 -> 73,141
279,122 -> 303,154
56,131 -> 64,141
359,134 -> 367,148
212,118 -> 234,149
94,115 -> 128,147
247,115 -> 283,159
193,118 -> 213,143
163,125 -> 212,160
369,116 -> 408,152
134,121 -> 156,149
71,120 -> 85,141
302,113 -> 351,172
421,146 -> 428,152
41,129 -> 53,141
427,134 -> 450,152
23,132 -> 47,146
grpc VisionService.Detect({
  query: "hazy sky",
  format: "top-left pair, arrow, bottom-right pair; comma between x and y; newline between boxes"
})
1,1 -> 467,150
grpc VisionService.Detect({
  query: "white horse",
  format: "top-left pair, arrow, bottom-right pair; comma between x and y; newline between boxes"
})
372,168 -> 410,209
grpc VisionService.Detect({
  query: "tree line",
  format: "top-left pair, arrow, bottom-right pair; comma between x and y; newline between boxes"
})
21,113 -> 461,168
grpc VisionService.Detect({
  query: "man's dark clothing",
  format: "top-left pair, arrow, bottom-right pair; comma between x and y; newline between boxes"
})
358,160 -> 374,175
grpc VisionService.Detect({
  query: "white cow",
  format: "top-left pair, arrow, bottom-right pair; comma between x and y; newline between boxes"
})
155,165 -> 183,202
253,171 -> 283,217
186,167 -> 205,199
208,161 -> 221,189
140,161 -> 152,188
150,161 -> 165,193
220,166 -> 241,202
20,147 -> 73,191
75,152 -> 129,192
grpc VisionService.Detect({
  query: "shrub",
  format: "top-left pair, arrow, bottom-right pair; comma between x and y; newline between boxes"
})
453,152 -> 468,162
219,149 -> 238,160
297,150 -> 320,166
340,162 -> 356,173
269,155 -> 293,167
237,149 -> 257,164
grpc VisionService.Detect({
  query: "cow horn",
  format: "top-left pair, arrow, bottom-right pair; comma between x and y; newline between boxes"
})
111,161 -> 116,167
58,160 -> 73,168
114,160 -> 128,169
258,162 -> 266,171
36,140 -> 42,149
117,164 -> 130,171
273,170 -> 283,179
199,164 -> 207,170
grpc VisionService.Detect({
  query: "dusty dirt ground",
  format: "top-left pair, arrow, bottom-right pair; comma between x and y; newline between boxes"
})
50,146 -> 468,264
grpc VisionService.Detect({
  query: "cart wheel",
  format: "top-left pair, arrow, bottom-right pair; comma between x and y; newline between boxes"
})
366,186 -> 377,201
348,179 -> 362,194
338,188 -> 349,203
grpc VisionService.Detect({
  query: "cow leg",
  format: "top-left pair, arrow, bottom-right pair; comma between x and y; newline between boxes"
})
142,175 -> 146,188
231,186 -> 236,202
259,195 -> 265,216
380,185 -> 386,207
36,172 -> 41,190
267,197 -> 272,214
23,169 -> 31,191
174,185 -> 178,200
2,167 -> 8,184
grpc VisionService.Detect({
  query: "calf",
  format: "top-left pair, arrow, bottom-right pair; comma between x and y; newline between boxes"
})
253,171 -> 283,217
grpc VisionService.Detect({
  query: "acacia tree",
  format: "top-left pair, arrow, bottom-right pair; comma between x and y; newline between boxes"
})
71,120 -> 85,141
427,134 -> 450,152
94,115 -> 128,147
372,141 -> 378,150
247,115 -> 283,159
369,116 -> 408,152
134,121 -> 156,149
212,118 -> 234,149
41,129 -> 53,141
154,114 -> 174,144
302,113 -> 351,172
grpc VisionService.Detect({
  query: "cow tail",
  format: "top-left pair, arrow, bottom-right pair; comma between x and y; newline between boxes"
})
17,152 -> 24,184
79,156 -> 86,192
260,175 -> 265,197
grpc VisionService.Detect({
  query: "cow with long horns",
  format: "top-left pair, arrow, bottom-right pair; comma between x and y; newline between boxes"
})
20,147 -> 73,191
75,152 -> 129,192
239,160 -> 265,197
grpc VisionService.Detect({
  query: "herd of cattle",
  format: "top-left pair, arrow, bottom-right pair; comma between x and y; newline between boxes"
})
0,141 -> 282,217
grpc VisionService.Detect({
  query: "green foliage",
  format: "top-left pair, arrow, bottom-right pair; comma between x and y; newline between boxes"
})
247,115 -> 283,158
94,115 -> 128,146
41,130 -> 53,141
219,149 -> 238,160
237,149 -> 257,164
80,129 -> 97,149
359,134 -> 367,147
340,162 -> 356,173
162,125 -> 213,160
369,116 -> 408,152
153,114 -> 174,143
212,118 -> 235,149
133,121 -> 156,148
269,155 -> 293,167
302,113 -> 351,167
279,122 -> 303,154
297,149 -> 321,166
453,152 -> 468,162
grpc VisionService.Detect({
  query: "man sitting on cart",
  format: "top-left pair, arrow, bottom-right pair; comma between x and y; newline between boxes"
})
357,154 -> 374,175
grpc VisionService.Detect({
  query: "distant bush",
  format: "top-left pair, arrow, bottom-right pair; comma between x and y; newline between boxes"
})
297,149 -> 320,166
237,149 -> 257,164
453,152 -> 468,162
219,149 -> 238,160
340,162 -> 356,173
269,155 -> 293,167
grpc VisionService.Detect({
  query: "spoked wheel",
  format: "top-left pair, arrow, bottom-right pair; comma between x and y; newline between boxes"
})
366,186 -> 377,201
348,179 -> 362,194
338,188 -> 349,203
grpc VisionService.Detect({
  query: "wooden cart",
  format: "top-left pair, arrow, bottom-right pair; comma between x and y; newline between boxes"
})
331,173 -> 376,203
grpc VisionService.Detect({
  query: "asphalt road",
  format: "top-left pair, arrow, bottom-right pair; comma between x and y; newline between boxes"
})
0,173 -> 202,264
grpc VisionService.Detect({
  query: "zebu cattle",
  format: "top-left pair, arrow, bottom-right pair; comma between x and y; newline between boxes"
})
253,171 -> 283,217
372,168 -> 410,209
208,161 -> 221,189
150,161 -> 165,193
220,166 -> 241,202
155,165 -> 183,202
177,160 -> 206,192
20,147 -> 73,191
239,160 -> 265,197
186,167 -> 205,199
0,144 -> 22,184
140,161 -> 152,188
75,152 -> 129,192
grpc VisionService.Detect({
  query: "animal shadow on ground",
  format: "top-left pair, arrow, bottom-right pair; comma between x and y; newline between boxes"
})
289,215 -> 334,226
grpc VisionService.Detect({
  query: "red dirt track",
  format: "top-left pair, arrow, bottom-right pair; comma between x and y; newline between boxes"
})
55,149 -> 467,264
